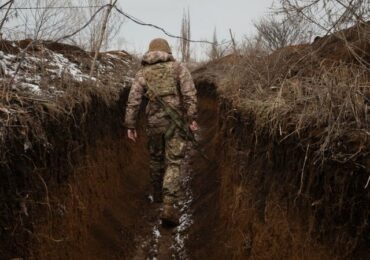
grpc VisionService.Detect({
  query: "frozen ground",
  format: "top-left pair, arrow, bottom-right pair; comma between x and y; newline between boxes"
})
0,42 -> 133,97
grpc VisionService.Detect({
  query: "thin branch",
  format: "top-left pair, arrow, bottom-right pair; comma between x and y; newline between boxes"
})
90,0 -> 118,77
0,0 -> 13,32
0,5 -> 105,10
298,144 -> 310,196
0,0 -> 12,10
113,6 -> 230,46
55,4 -> 111,42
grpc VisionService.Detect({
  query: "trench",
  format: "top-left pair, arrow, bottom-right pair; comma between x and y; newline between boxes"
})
0,80 -> 222,259
1,74 -> 369,259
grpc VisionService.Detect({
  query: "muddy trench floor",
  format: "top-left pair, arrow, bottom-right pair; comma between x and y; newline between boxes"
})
132,149 -> 196,260
130,96 -> 218,260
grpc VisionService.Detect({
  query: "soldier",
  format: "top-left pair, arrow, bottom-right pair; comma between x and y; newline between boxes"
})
124,38 -> 198,227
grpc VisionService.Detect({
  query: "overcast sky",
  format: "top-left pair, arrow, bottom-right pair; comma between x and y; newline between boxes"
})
117,0 -> 274,59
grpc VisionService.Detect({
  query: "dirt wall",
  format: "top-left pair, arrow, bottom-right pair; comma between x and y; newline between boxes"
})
0,89 -> 149,259
189,80 -> 370,260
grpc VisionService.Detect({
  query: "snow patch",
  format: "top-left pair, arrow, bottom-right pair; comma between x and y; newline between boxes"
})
153,225 -> 161,239
21,83 -> 41,94
170,150 -> 195,259
48,52 -> 88,82
0,45 -> 131,97
147,220 -> 161,259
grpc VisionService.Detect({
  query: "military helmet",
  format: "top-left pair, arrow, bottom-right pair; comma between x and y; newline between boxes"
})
148,38 -> 172,54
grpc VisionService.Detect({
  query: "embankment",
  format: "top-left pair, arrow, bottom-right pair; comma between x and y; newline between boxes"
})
188,23 -> 370,260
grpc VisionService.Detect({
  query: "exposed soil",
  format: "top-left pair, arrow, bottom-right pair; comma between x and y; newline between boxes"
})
187,84 -> 370,260
0,88 -> 148,259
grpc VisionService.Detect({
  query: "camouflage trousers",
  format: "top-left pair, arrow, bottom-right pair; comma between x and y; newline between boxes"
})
147,126 -> 187,206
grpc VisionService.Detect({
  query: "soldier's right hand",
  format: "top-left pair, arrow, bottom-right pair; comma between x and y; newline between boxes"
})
127,129 -> 138,142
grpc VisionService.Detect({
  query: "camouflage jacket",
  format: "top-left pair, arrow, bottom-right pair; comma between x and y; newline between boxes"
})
124,51 -> 197,129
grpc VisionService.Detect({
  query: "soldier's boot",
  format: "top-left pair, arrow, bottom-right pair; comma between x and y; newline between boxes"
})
150,170 -> 164,203
160,203 -> 180,227
148,131 -> 165,203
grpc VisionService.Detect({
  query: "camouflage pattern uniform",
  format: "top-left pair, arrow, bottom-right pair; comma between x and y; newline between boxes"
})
124,45 -> 197,217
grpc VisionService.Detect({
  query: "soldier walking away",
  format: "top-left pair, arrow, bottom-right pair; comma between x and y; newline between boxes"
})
124,38 -> 198,227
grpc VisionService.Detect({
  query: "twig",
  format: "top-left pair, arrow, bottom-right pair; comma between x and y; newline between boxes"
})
364,175 -> 370,189
298,144 -> 310,195
229,28 -> 237,53
35,170 -> 51,212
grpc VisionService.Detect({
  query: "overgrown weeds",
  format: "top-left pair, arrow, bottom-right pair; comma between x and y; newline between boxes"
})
218,22 -> 370,166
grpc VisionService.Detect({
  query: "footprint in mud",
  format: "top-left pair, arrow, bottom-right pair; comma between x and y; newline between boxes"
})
133,151 -> 194,260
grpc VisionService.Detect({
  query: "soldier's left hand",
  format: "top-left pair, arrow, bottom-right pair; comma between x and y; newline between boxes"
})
189,121 -> 199,132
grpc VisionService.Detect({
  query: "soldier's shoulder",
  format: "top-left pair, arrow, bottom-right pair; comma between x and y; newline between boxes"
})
171,61 -> 188,73
172,61 -> 185,67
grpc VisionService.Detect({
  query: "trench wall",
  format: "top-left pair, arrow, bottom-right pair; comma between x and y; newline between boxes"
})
0,89 -> 149,259
1,73 -> 369,260
190,81 -> 370,260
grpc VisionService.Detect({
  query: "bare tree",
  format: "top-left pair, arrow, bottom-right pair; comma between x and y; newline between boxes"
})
2,0 -> 78,40
278,0 -> 370,33
205,28 -> 235,61
210,28 -> 219,60
254,14 -> 312,51
207,28 -> 228,60
229,29 -> 238,54
240,33 -> 267,56
63,0 -> 123,51
90,0 -> 118,76
179,8 -> 191,62
1,0 -> 124,51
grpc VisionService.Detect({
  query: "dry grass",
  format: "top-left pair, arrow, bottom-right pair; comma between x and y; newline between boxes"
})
0,39 -> 135,165
216,22 -> 370,166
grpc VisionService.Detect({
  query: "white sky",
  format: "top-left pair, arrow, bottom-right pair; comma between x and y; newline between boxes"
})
2,0 -> 275,60
116,0 -> 274,59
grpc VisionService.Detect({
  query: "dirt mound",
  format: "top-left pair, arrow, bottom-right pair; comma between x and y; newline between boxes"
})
0,40 -> 19,55
312,21 -> 370,65
193,22 -> 370,90
267,22 -> 370,79
0,39 -> 133,97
